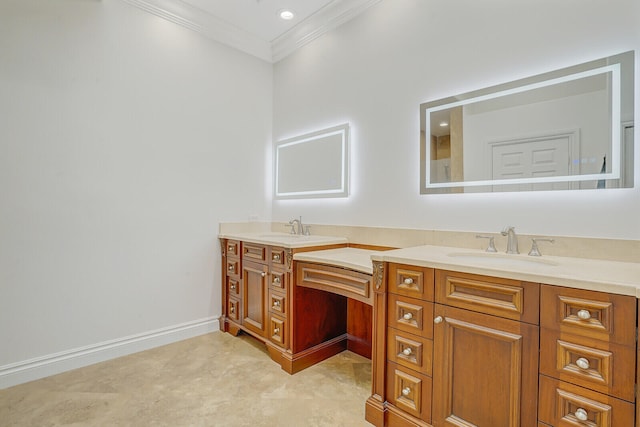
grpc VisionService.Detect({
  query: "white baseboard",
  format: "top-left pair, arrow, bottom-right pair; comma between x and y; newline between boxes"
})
0,317 -> 220,389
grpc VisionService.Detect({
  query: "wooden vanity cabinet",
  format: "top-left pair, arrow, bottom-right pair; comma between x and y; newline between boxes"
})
538,285 -> 636,427
366,264 -> 638,427
432,271 -> 539,427
220,238 -> 348,372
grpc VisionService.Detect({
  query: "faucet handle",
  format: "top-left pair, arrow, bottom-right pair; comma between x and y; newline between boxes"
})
528,238 -> 554,256
476,235 -> 498,253
284,222 -> 296,235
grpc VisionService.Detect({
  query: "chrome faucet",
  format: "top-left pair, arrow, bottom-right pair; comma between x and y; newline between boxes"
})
288,216 -> 304,235
501,226 -> 519,254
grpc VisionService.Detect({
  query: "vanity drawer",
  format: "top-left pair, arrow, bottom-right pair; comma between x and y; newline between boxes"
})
386,361 -> 432,422
540,285 -> 636,346
269,290 -> 286,316
269,315 -> 287,348
227,277 -> 241,298
228,298 -> 241,323
387,328 -> 433,376
540,328 -> 635,402
435,270 -> 539,324
388,294 -> 433,339
269,247 -> 287,268
225,240 -> 240,257
226,259 -> 240,277
270,270 -> 288,291
388,263 -> 434,301
242,242 -> 267,263
538,375 -> 635,427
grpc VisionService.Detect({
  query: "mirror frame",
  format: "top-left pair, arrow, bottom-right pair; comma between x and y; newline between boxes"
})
420,51 -> 634,194
274,123 -> 350,200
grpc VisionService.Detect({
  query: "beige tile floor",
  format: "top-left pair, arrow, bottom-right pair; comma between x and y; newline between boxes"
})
0,332 -> 373,426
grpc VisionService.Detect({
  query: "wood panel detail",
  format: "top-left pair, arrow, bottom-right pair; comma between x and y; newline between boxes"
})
541,285 -> 636,345
388,294 -> 433,339
386,361 -> 432,422
389,264 -> 434,301
296,262 -> 373,305
538,375 -> 635,427
540,328 -> 636,402
387,328 -> 433,376
242,243 -> 267,262
435,270 -> 539,324
432,304 -> 538,427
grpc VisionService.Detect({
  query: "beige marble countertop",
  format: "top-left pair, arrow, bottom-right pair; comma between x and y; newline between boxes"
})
218,231 -> 348,249
373,245 -> 640,297
293,248 -> 381,275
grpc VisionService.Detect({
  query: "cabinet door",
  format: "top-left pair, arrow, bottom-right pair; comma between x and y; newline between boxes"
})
242,260 -> 268,337
432,304 -> 539,427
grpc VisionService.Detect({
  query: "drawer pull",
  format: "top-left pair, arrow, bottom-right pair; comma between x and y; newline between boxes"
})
577,309 -> 591,320
575,357 -> 590,370
227,245 -> 234,252
261,272 -> 266,277
273,300 -> 281,307
402,347 -> 413,356
273,254 -> 281,261
230,283 -> 236,290
274,327 -> 280,334
403,312 -> 413,320
403,278 -> 414,285
228,265 -> 235,272
574,408 -> 588,421
434,316 -> 443,324
273,277 -> 281,284
401,387 -> 411,396
230,306 -> 235,313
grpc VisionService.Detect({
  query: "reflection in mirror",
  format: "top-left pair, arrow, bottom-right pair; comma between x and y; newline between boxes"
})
274,123 -> 349,199
420,51 -> 634,193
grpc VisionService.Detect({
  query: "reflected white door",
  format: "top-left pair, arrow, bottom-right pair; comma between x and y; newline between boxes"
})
491,137 -> 571,191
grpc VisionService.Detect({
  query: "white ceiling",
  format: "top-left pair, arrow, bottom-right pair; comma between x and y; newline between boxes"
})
180,0 -> 335,42
122,0 -> 382,62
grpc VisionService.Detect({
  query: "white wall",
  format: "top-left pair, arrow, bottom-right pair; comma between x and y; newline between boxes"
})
0,0 -> 272,378
273,0 -> 640,239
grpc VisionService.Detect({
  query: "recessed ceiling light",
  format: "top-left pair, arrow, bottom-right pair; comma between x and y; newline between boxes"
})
439,122 -> 449,127
278,9 -> 295,20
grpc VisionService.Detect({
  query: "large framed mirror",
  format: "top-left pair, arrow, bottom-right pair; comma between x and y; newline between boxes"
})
274,123 -> 349,199
420,51 -> 634,193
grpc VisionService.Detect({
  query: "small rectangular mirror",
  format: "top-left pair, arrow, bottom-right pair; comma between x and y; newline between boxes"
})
274,123 -> 349,199
420,51 -> 634,193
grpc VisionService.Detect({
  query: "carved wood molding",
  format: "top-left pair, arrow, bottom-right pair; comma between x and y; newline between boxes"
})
285,248 -> 294,270
373,261 -> 384,290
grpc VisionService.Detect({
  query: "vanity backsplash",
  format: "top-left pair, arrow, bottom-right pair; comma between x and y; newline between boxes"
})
219,222 -> 640,263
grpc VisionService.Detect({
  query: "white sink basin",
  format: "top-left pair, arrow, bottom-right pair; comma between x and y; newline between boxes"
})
447,252 -> 559,268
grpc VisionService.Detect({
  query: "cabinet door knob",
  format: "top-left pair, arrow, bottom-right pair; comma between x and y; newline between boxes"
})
574,408 -> 588,421
261,272 -> 266,277
403,312 -> 413,320
403,278 -> 414,285
401,387 -> 411,396
576,357 -> 590,370
228,265 -> 235,272
273,300 -> 280,307
434,316 -> 443,324
402,347 -> 413,356
273,327 -> 280,334
273,254 -> 281,261
230,284 -> 236,290
577,309 -> 591,320
273,277 -> 281,284
230,306 -> 235,313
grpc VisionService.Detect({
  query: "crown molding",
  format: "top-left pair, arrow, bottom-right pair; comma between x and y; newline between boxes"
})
271,0 -> 383,62
120,0 -> 381,63
120,0 -> 273,62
